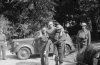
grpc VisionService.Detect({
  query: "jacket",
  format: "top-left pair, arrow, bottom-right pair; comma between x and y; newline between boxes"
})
77,29 -> 91,45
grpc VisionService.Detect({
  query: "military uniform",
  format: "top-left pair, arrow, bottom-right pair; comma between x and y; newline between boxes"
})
54,28 -> 68,65
39,30 -> 51,65
77,29 -> 91,52
49,25 -> 66,65
47,22 -> 65,65
0,32 -> 6,60
47,26 -> 58,55
47,27 -> 57,41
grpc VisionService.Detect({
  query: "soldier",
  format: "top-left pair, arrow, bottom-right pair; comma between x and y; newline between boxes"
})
54,25 -> 66,65
47,21 -> 57,38
39,27 -> 51,65
47,21 -> 65,64
0,29 -> 6,60
77,22 -> 91,52
47,21 -> 57,59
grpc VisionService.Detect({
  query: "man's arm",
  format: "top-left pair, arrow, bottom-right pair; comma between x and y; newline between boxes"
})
76,30 -> 81,44
4,34 -> 6,42
4,34 -> 7,46
88,31 -> 91,45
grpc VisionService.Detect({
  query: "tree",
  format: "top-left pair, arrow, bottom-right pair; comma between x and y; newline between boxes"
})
0,15 -> 10,34
78,0 -> 99,20
0,0 -> 56,38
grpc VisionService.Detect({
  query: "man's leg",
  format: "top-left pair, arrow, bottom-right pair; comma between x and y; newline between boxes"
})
40,49 -> 45,65
43,44 -> 49,65
44,40 -> 51,65
62,43 -> 66,58
0,45 -> 1,59
44,53 -> 49,65
54,45 -> 59,65
45,40 -> 51,54
2,44 -> 6,60
53,44 -> 58,59
58,44 -> 64,65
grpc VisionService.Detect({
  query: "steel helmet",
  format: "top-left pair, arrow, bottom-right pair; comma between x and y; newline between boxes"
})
56,25 -> 63,30
48,21 -> 53,25
81,22 -> 87,26
42,27 -> 47,31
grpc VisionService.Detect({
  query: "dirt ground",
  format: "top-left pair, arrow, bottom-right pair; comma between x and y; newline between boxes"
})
0,50 -> 77,65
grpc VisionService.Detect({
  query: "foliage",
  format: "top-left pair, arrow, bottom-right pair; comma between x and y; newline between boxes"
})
78,0 -> 99,20
54,0 -> 100,22
0,0 -> 55,39
79,0 -> 98,11
0,15 -> 10,34
1,0 -> 100,39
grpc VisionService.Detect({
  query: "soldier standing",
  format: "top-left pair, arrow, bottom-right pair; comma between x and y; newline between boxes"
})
47,21 -> 57,59
54,25 -> 66,65
47,21 -> 65,65
39,27 -> 51,65
77,22 -> 91,52
0,29 -> 6,60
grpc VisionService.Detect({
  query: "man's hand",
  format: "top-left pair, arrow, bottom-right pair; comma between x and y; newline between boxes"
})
5,42 -> 7,47
44,51 -> 47,55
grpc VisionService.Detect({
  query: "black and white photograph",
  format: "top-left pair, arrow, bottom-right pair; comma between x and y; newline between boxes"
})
0,0 -> 100,65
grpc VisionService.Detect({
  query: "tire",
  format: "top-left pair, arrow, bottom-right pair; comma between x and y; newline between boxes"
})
17,47 -> 31,60
64,44 -> 71,57
92,52 -> 100,65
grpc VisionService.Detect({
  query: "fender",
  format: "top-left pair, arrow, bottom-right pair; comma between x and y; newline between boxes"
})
65,33 -> 75,50
64,40 -> 75,51
14,44 -> 34,54
65,44 -> 71,50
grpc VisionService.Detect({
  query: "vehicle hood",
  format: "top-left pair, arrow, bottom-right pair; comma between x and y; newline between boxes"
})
12,38 -> 35,44
77,43 -> 100,65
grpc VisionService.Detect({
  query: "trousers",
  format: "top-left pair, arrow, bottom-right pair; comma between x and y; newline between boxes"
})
40,45 -> 49,65
54,43 -> 64,64
40,40 -> 51,65
0,43 -> 6,59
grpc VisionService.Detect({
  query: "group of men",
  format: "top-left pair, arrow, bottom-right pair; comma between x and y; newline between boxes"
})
0,20 -> 91,65
38,21 -> 91,65
38,21 -> 66,65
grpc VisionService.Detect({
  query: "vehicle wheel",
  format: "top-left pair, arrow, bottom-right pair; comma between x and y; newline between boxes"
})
64,44 -> 71,57
17,47 -> 31,60
93,52 -> 100,65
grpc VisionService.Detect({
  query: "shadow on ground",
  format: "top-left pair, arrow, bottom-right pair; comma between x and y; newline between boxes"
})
7,54 -> 18,60
6,53 -> 53,60
30,53 -> 53,59
16,62 -> 41,65
16,62 -> 76,65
